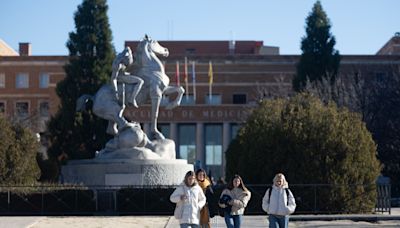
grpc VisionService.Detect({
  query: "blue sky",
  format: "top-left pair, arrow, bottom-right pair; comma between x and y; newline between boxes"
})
0,0 -> 399,55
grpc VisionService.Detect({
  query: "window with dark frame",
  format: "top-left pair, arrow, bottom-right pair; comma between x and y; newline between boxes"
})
39,101 -> 49,117
233,94 -> 247,104
0,102 -> 5,113
16,102 -> 29,117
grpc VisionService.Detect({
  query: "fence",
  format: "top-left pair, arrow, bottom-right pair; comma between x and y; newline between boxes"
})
0,183 -> 391,215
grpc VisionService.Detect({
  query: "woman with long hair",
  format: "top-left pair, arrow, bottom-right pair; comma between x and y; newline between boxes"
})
170,171 -> 206,228
196,169 -> 216,227
218,175 -> 251,228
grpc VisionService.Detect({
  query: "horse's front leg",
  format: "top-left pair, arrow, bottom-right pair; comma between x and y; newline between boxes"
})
164,86 -> 185,110
150,90 -> 165,140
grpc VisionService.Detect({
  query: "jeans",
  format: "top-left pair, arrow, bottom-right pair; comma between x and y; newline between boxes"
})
268,214 -> 289,228
224,212 -> 242,228
180,224 -> 199,228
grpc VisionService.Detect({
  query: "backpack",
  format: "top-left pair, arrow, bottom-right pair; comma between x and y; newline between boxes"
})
267,187 -> 290,206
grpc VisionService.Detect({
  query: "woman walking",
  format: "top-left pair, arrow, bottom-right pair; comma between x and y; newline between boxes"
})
262,173 -> 296,228
196,169 -> 215,228
170,171 -> 206,228
218,175 -> 251,228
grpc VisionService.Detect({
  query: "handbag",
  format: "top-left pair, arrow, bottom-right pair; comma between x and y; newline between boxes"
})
174,201 -> 184,219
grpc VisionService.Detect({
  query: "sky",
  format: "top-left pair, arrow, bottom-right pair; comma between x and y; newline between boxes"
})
0,0 -> 399,56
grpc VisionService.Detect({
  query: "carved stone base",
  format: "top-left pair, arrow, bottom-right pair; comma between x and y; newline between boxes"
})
61,159 -> 193,187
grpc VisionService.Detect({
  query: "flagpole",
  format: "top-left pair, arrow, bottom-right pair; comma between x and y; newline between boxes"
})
192,61 -> 196,102
184,57 -> 189,101
175,61 -> 180,86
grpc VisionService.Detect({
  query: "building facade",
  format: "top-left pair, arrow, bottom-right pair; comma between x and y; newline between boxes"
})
1,36 -> 400,179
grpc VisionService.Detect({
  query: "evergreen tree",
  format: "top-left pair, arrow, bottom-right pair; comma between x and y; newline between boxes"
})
0,115 -> 40,184
47,0 -> 115,163
366,69 -> 400,193
293,1 -> 340,91
226,94 -> 380,213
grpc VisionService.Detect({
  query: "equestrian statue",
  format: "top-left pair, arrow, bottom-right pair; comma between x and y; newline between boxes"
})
76,35 -> 185,159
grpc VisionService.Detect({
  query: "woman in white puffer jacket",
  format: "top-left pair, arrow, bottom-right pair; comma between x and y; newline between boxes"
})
170,171 -> 206,228
262,173 -> 296,228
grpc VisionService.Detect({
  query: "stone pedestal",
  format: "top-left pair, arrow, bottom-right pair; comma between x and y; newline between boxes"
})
61,158 -> 193,187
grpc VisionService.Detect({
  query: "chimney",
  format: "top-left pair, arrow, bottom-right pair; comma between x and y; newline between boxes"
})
19,43 -> 31,56
229,40 -> 235,55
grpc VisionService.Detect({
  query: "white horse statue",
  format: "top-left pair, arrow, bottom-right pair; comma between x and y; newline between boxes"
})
131,35 -> 185,139
77,35 -> 184,143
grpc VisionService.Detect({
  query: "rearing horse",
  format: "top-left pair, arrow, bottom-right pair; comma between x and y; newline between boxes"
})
76,35 -> 184,141
132,35 -> 185,139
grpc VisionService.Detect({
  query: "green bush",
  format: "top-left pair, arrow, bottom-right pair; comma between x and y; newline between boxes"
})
226,93 -> 380,213
0,115 -> 40,185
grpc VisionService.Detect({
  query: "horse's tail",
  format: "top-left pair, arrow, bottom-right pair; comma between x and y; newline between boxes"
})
76,94 -> 93,112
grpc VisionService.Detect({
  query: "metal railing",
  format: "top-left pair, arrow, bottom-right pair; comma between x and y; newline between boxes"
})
0,183 -> 391,215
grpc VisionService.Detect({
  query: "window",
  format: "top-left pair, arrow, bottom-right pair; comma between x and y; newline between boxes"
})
157,123 -> 170,139
178,124 -> 196,164
16,102 -> 29,117
39,101 -> 49,117
205,124 -> 222,165
0,102 -> 5,113
205,94 -> 221,105
233,94 -> 247,104
180,94 -> 195,105
185,48 -> 196,55
16,73 -> 29,88
231,124 -> 240,140
39,73 -> 49,88
0,73 -> 5,88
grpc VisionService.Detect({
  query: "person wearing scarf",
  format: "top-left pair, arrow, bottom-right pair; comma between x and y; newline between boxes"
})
196,169 -> 215,228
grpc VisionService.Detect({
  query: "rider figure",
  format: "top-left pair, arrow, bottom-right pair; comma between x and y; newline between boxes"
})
111,46 -> 143,108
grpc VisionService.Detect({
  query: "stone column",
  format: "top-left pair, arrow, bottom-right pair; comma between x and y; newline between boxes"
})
222,122 -> 231,177
170,122 -> 178,143
196,122 -> 204,168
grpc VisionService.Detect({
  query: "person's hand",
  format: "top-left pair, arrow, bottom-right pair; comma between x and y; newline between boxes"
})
228,200 -> 233,206
114,92 -> 119,100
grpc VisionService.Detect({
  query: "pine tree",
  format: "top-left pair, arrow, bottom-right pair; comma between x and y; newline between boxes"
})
47,0 -> 115,163
293,1 -> 340,91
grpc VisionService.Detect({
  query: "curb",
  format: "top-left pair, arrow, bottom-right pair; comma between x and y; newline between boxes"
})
290,215 -> 400,222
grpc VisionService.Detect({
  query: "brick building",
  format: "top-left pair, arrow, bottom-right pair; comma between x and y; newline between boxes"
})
0,35 -> 400,178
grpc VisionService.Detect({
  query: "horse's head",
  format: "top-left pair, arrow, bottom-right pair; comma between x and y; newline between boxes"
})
143,34 -> 169,57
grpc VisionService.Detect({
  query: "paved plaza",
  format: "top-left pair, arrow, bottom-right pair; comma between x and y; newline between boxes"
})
1,212 -> 400,228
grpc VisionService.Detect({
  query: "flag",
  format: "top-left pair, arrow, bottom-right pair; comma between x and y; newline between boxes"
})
184,57 -> 189,100
175,61 -> 180,86
208,61 -> 213,102
192,61 -> 196,102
